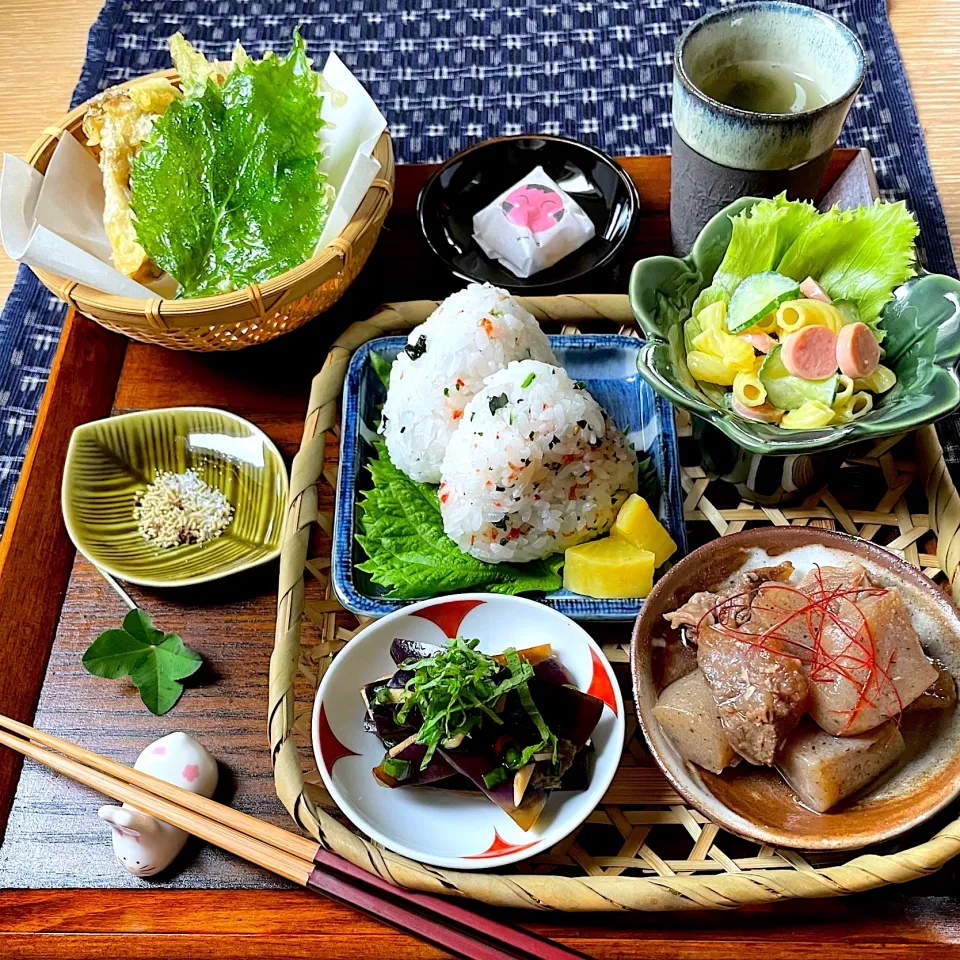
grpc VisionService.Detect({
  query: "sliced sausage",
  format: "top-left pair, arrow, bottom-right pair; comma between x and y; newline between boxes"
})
781,326 -> 839,380
733,398 -> 783,423
740,332 -> 777,354
800,277 -> 832,303
836,322 -> 881,379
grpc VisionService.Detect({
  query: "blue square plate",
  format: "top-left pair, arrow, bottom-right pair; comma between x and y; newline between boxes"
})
333,335 -> 686,621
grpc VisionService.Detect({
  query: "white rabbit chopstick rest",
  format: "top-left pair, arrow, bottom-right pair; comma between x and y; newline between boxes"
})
98,731 -> 218,878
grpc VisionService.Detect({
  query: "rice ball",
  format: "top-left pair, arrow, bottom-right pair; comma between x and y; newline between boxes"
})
382,284 -> 557,484
439,360 -> 638,563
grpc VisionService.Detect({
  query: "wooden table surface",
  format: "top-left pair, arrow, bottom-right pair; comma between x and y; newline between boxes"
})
1,3 -> 960,960
0,0 -> 958,306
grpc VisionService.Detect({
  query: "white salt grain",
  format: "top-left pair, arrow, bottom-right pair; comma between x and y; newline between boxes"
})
134,468 -> 233,549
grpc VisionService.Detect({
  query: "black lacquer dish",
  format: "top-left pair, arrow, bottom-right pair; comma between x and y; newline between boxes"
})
417,135 -> 639,291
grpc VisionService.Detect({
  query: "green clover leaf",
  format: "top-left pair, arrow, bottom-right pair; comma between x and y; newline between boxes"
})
81,609 -> 203,715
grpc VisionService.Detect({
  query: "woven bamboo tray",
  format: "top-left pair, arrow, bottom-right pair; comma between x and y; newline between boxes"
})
269,295 -> 960,912
25,68 -> 395,352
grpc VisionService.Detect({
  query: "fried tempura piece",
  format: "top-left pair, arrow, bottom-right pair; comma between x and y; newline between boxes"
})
82,77 -> 180,281
82,32 -> 250,284
169,33 -> 249,97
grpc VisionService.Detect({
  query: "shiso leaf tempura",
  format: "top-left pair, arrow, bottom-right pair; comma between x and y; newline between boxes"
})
130,30 -> 330,298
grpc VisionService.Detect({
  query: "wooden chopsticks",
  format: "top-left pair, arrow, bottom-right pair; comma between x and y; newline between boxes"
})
0,715 -> 591,960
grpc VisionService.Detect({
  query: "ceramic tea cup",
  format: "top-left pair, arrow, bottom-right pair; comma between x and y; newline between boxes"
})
671,1 -> 865,253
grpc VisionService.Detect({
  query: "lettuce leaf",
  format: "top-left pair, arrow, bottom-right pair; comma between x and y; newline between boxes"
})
356,443 -> 564,600
691,194 -> 918,333
691,195 -> 818,316
131,30 -> 328,298
776,200 -> 919,326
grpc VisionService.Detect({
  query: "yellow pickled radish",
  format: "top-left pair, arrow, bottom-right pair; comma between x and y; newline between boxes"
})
611,494 -> 677,567
563,538 -> 655,599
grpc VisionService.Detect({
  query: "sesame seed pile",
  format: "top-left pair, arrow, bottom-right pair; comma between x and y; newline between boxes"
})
134,468 -> 234,549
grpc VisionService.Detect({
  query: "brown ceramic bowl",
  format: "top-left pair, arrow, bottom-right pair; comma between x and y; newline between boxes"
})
632,526 -> 960,850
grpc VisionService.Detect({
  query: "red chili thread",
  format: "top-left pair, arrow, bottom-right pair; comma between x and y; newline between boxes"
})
695,566 -> 901,732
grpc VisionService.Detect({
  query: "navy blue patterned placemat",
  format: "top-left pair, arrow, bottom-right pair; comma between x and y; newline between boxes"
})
0,0 -> 955,531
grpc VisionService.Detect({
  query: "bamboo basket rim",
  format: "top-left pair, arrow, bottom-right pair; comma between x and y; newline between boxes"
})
267,294 -> 960,912
24,67 -> 395,331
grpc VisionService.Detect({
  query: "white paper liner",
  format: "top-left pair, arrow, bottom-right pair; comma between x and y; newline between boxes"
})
472,165 -> 596,278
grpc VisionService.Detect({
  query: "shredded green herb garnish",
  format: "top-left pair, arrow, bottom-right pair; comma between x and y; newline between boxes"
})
397,638 -> 535,769
505,647 -> 558,765
521,372 -> 536,389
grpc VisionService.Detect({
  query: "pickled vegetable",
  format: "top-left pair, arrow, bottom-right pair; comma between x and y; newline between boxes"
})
611,493 -> 677,567
563,537 -> 655,599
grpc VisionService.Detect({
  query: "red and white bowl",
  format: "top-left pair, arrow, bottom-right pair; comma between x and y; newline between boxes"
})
312,593 -> 625,869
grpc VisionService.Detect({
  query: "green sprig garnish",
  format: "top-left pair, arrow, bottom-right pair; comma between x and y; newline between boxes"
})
397,638 -> 535,770
131,29 -> 329,298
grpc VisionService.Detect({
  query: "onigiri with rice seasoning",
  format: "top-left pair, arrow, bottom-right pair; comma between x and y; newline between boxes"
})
439,360 -> 638,563
381,284 -> 557,483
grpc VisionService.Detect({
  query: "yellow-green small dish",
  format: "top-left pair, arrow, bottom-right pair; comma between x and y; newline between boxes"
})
62,407 -> 288,588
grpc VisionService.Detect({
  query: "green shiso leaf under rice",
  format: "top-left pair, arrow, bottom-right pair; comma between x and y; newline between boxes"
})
356,443 -> 564,599
636,456 -> 661,508
370,351 -> 392,390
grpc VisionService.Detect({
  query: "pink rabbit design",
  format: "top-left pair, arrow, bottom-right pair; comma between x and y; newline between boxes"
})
501,183 -> 565,235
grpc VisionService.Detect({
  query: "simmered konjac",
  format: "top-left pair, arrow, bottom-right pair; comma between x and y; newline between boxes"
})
362,638 -> 604,831
656,560 -> 956,812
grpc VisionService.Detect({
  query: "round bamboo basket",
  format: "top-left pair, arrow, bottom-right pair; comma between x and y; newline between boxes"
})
24,69 -> 395,352
269,295 -> 960,911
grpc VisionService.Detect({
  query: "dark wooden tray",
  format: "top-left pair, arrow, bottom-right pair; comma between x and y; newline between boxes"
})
2,149 -> 959,957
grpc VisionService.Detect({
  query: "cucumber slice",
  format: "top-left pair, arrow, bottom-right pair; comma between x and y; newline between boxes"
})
759,345 -> 839,411
833,300 -> 861,325
726,272 -> 801,333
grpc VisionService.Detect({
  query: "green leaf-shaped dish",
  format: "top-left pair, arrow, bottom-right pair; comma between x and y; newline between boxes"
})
62,407 -> 288,587
629,198 -> 960,456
